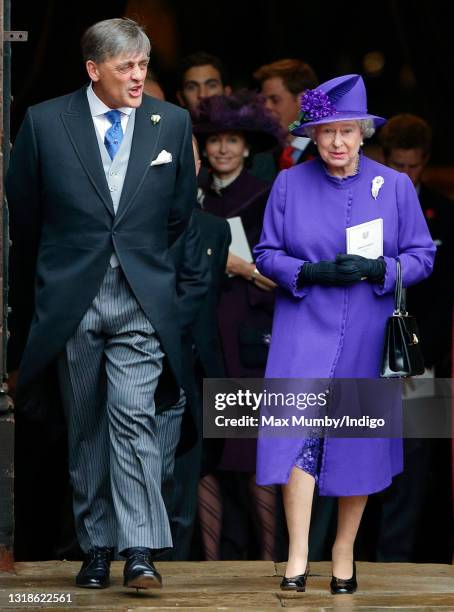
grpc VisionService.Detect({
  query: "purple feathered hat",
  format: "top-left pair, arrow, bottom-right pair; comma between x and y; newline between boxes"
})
290,74 -> 386,135
192,90 -> 286,152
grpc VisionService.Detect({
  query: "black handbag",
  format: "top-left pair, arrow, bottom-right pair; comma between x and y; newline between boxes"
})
380,259 -> 425,378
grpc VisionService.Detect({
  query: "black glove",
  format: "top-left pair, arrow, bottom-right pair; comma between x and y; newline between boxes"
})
298,260 -> 361,287
335,254 -> 386,284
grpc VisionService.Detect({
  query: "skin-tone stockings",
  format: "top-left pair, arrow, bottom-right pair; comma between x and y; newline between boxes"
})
283,466 -> 367,579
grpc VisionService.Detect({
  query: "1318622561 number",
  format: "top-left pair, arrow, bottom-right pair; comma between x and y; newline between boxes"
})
8,593 -> 73,603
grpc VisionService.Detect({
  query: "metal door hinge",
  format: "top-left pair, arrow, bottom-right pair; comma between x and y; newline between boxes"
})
3,31 -> 28,42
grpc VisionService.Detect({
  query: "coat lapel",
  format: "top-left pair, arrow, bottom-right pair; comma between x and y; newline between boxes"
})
114,101 -> 162,224
60,87 -> 115,216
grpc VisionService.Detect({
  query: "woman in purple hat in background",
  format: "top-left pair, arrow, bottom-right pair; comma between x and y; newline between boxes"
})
193,91 -> 285,560
254,74 -> 435,593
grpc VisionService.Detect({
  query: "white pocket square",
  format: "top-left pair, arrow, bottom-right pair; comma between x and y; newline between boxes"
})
150,150 -> 172,166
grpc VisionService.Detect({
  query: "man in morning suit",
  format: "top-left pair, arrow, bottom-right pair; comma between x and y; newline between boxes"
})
6,18 -> 196,590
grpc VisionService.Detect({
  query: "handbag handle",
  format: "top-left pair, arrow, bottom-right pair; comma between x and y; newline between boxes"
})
394,259 -> 407,315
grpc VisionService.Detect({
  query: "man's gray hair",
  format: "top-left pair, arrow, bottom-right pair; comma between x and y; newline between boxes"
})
81,18 -> 151,63
302,119 -> 376,141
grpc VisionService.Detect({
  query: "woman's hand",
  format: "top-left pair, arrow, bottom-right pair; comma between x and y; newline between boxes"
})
299,260 -> 361,286
227,252 -> 254,278
336,254 -> 386,283
251,269 -> 277,291
226,253 -> 276,291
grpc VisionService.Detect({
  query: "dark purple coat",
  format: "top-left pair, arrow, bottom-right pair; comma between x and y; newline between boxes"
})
254,156 -> 436,495
201,169 -> 274,472
201,169 -> 274,379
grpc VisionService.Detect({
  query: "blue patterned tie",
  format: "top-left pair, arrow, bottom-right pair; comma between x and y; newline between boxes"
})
104,110 -> 123,160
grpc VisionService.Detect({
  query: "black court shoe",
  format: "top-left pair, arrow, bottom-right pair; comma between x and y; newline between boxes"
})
280,564 -> 310,592
76,546 -> 113,589
123,547 -> 162,590
330,560 -> 357,595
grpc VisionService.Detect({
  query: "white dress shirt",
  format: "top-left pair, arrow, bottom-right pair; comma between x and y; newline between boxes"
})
86,82 -> 132,141
86,83 -> 134,268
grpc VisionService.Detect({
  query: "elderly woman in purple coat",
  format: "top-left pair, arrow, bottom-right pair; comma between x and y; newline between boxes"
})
254,74 -> 435,593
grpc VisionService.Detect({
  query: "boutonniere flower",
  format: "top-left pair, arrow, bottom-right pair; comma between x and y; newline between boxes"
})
150,114 -> 161,125
371,175 -> 384,200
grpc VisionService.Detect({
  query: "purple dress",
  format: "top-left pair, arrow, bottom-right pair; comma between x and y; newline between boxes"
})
254,155 -> 435,496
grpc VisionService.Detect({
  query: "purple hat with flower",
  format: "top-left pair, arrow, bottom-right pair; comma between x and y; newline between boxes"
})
192,90 -> 286,152
289,74 -> 386,135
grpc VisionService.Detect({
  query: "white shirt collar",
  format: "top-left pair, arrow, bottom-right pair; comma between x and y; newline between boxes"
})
86,82 -> 133,117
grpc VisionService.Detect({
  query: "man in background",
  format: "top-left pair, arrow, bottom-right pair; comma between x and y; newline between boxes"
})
176,52 -> 231,113
380,113 -> 454,377
374,113 -> 454,562
252,58 -> 318,177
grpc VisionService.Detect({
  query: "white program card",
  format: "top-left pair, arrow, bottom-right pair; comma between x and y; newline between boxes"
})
346,218 -> 383,259
227,216 -> 253,263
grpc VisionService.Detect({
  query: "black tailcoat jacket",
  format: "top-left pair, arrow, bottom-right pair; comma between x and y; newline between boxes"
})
6,87 -> 196,412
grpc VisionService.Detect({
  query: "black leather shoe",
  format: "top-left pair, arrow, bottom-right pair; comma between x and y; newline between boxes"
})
280,564 -> 310,592
330,561 -> 357,594
76,547 -> 113,589
123,547 -> 162,590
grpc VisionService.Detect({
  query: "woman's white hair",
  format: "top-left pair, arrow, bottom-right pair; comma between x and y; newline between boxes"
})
302,119 -> 375,141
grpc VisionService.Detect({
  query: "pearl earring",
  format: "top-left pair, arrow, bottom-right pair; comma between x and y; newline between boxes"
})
360,140 -> 364,146
243,150 -> 250,158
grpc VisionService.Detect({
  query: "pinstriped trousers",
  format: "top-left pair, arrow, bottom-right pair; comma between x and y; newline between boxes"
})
155,389 -> 186,517
156,389 -> 201,560
57,266 -> 172,554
